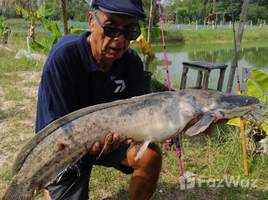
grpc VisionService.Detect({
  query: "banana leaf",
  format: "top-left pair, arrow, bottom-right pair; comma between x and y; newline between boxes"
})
227,118 -> 252,127
245,78 -> 268,103
29,39 -> 48,53
42,17 -> 52,33
51,23 -> 62,38
141,27 -> 167,40
261,122 -> 268,135
250,69 -> 268,94
71,28 -> 88,35
51,36 -> 59,48
40,9 -> 54,18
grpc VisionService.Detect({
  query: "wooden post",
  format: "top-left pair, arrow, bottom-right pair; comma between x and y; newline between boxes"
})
145,0 -> 155,71
196,71 -> 203,88
226,0 -> 250,93
180,66 -> 188,90
61,0 -> 68,35
202,71 -> 210,90
217,68 -> 226,91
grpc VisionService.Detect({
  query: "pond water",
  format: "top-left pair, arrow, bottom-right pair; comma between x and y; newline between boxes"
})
133,43 -> 268,92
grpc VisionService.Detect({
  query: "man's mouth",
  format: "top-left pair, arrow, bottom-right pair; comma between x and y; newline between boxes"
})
110,47 -> 122,52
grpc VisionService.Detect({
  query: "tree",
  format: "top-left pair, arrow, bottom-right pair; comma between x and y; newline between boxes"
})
247,4 -> 268,24
16,3 -> 54,38
142,0 -> 160,27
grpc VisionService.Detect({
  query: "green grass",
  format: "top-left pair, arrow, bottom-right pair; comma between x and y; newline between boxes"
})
179,28 -> 268,44
130,28 -> 268,47
6,18 -> 43,30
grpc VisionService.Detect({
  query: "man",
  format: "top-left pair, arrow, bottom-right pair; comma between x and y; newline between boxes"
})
36,0 -> 162,199
36,0 -> 224,199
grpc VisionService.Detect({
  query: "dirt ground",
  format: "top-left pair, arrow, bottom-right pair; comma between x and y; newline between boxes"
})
0,71 -> 42,197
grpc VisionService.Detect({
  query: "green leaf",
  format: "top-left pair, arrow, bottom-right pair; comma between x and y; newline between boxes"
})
250,69 -> 268,94
41,38 -> 48,48
51,23 -> 62,38
227,118 -> 251,127
261,122 -> 268,135
138,21 -> 144,28
227,118 -> 241,127
241,90 -> 253,97
68,26 -> 74,35
41,9 -> 54,18
15,4 -> 21,10
29,40 -> 48,53
70,28 -> 88,35
42,17 -> 52,33
245,78 -> 268,103
51,36 -> 59,48
141,27 -> 167,40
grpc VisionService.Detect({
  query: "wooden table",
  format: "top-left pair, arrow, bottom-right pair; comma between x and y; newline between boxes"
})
180,61 -> 228,91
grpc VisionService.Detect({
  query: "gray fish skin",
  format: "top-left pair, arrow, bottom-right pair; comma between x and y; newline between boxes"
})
2,89 -> 259,200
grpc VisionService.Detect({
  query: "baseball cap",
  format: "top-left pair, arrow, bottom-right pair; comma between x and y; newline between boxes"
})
91,0 -> 146,22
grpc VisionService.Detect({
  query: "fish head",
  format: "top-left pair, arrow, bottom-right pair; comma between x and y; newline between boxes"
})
209,92 -> 260,120
180,89 -> 260,120
181,89 -> 260,136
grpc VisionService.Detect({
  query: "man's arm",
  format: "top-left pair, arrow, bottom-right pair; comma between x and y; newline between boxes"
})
36,55 -> 79,133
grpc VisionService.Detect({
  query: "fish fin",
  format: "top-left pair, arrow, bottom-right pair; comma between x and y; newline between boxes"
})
134,140 -> 150,161
2,181 -> 34,200
186,114 -> 215,136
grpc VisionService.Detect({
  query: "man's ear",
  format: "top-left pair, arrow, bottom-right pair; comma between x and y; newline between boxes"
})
88,12 -> 94,31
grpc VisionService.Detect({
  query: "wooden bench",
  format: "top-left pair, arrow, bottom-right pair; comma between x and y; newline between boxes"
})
180,61 -> 228,91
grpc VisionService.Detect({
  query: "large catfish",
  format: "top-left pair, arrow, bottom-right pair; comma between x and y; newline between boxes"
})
2,89 -> 260,200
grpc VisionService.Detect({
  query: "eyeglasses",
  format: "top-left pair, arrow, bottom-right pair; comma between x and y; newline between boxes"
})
94,13 -> 141,40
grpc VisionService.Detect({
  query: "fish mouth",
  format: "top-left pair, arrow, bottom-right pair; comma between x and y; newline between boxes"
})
214,104 -> 260,120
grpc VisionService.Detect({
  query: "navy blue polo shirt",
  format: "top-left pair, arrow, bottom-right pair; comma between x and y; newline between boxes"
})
35,31 -> 144,133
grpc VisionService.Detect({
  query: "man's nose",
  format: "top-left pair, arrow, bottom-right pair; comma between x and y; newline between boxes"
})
115,33 -> 126,42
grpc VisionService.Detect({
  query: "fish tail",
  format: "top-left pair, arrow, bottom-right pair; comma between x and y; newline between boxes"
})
2,182 -> 34,200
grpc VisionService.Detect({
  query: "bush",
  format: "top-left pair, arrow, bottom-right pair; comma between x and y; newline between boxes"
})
152,30 -> 184,44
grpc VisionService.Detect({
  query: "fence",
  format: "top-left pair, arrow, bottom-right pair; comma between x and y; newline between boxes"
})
4,20 -> 268,33
163,22 -> 268,31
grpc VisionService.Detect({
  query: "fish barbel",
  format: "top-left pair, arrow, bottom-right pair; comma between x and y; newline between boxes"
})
2,89 -> 260,200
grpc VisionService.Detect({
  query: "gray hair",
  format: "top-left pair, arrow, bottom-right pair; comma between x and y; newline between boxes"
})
93,7 -> 100,20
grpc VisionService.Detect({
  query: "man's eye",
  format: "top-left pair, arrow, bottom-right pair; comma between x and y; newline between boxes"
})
126,26 -> 136,31
107,22 -> 115,27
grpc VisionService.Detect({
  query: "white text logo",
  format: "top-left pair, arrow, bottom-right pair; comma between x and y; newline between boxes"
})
114,80 -> 126,93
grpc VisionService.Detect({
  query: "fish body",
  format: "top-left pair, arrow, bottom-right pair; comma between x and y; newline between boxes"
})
2,89 -> 259,200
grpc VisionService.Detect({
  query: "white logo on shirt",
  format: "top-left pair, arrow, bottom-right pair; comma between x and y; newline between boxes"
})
114,80 -> 126,93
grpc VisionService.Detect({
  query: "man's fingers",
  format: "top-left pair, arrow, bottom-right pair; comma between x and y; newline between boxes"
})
103,134 -> 113,154
123,138 -> 133,144
111,134 -> 120,150
90,141 -> 100,155
91,134 -> 132,155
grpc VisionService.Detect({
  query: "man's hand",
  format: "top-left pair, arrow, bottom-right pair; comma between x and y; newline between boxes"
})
90,133 -> 133,155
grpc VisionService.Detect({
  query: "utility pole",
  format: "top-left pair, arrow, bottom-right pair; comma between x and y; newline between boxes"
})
226,0 -> 250,93
145,0 -> 155,71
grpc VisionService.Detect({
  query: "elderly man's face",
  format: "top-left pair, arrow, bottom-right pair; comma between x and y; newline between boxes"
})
89,11 -> 138,62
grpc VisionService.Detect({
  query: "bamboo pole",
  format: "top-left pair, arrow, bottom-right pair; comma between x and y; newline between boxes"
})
226,0 -> 250,93
145,0 -> 155,71
229,0 -> 251,177
61,0 -> 68,35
